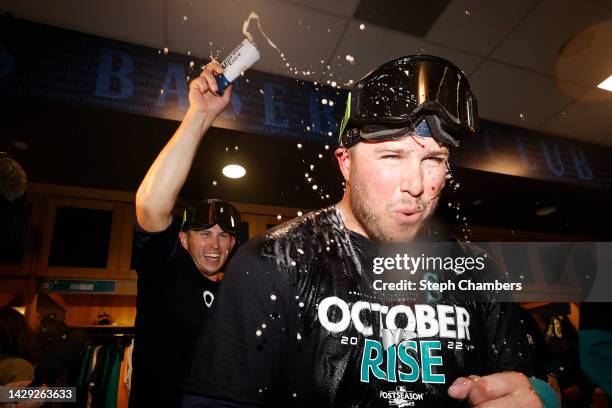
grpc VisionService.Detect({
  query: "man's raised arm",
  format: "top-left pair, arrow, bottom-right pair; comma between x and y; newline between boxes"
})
135,62 -> 231,232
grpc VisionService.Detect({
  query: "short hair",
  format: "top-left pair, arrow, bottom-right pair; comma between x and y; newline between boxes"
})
0,153 -> 27,202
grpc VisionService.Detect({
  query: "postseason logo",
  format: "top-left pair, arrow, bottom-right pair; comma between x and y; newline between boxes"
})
381,386 -> 424,407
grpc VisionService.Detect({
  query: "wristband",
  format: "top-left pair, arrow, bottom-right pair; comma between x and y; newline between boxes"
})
529,377 -> 560,408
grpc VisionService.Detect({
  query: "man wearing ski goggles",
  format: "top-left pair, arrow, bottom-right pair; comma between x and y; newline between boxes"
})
131,61 -> 241,407
335,55 -> 551,407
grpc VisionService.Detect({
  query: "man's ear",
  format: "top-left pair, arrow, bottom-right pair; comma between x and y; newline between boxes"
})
229,236 -> 236,252
179,231 -> 189,251
335,147 -> 351,182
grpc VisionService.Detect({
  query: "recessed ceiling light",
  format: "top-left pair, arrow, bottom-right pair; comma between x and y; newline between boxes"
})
536,206 -> 558,216
222,164 -> 246,179
597,75 -> 612,92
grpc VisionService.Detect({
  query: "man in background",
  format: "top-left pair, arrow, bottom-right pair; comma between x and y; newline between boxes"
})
131,62 -> 240,407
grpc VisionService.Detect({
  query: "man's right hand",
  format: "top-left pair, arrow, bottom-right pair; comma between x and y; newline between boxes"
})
188,61 -> 233,117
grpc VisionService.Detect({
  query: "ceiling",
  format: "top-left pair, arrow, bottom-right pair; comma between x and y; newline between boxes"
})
1,0 -> 612,146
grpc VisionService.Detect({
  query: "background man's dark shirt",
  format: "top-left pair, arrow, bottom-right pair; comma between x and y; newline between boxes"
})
131,220 -> 219,407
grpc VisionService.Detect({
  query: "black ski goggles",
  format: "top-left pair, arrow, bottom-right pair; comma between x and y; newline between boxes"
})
339,55 -> 478,148
181,199 -> 241,236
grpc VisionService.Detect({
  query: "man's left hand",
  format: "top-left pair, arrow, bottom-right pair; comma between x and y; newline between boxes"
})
447,372 -> 543,407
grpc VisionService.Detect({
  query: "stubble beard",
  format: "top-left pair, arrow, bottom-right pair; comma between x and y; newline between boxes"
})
348,174 -> 439,243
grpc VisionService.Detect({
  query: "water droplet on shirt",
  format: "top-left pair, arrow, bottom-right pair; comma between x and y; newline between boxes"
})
256,330 -> 262,336
270,294 -> 277,301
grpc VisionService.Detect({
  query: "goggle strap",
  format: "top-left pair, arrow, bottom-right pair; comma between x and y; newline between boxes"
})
424,115 -> 460,147
181,209 -> 188,231
338,92 -> 352,143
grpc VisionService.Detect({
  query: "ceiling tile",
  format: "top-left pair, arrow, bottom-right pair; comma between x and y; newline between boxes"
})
166,0 -> 345,79
0,0 -> 165,48
426,0 -> 539,56
279,0 -> 360,18
329,21 -> 482,86
539,87 -> 612,146
353,0 -> 450,38
491,0 -> 612,86
470,61 -> 588,129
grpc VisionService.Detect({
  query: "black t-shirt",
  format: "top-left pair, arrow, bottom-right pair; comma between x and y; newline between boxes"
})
131,220 -> 219,407
183,207 -> 531,407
